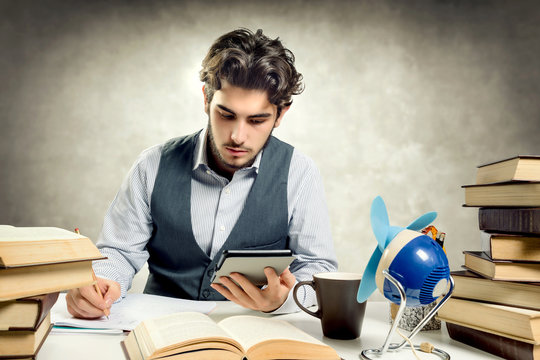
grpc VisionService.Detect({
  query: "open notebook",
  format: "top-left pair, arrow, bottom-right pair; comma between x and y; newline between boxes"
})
51,293 -> 216,333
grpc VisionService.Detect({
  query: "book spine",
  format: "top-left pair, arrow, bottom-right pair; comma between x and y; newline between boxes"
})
446,322 -> 535,360
479,208 -> 540,235
34,292 -> 59,330
479,232 -> 492,257
5,293 -> 58,331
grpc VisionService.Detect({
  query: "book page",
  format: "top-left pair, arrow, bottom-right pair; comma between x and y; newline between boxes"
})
143,312 -> 238,351
0,226 -> 86,241
219,315 -> 325,351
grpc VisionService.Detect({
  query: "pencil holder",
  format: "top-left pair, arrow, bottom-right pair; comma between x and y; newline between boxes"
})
389,302 -> 441,331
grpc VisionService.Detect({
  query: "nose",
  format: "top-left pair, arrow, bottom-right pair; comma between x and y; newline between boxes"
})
231,120 -> 247,145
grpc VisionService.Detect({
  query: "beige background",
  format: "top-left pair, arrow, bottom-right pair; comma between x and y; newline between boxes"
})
2,0 -> 540,295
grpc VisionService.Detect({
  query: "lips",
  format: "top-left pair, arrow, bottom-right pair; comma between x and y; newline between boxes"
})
225,147 -> 249,156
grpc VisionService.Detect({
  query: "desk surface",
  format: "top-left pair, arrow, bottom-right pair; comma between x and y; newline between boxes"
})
40,301 -> 497,360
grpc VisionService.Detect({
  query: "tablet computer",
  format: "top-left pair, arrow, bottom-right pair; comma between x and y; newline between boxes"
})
211,249 -> 296,286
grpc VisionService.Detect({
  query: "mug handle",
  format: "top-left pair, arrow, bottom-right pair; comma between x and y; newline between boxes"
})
293,280 -> 321,319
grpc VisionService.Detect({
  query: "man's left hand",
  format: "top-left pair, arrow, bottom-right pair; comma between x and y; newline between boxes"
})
210,267 -> 296,312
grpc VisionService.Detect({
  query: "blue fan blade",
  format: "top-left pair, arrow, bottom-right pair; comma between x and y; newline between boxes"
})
386,226 -> 404,247
406,211 -> 437,231
371,196 -> 390,251
357,246 -> 382,303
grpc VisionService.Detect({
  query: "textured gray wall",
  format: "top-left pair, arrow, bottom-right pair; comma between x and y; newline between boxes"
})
2,1 -> 540,287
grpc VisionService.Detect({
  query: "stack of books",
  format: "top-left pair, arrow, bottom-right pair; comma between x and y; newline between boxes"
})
0,226 -> 104,359
437,155 -> 540,360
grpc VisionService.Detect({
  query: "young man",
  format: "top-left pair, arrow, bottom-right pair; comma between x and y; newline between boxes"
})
66,28 -> 337,318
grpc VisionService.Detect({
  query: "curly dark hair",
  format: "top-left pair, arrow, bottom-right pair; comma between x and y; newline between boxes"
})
200,28 -> 304,118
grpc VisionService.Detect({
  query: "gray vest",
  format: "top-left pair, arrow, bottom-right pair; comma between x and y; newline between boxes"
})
144,131 -> 294,300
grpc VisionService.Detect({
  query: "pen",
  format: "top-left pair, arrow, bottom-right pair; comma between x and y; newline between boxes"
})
91,269 -> 110,319
75,228 -> 110,319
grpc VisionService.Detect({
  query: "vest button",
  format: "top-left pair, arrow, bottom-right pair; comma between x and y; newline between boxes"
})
202,289 -> 210,298
207,269 -> 214,278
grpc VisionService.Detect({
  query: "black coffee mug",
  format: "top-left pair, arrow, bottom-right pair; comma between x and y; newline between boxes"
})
293,272 -> 366,340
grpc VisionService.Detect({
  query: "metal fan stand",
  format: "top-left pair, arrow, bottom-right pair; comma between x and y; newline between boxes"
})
360,270 -> 455,360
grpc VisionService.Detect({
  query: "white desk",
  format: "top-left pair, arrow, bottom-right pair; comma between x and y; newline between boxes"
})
40,301 -> 498,360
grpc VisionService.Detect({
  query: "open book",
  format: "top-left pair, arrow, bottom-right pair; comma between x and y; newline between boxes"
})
122,312 -> 340,360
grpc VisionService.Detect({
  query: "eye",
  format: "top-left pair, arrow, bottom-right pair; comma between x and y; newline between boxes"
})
219,112 -> 234,120
250,118 -> 267,125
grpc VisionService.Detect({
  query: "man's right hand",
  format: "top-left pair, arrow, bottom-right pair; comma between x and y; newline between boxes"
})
66,277 -> 121,319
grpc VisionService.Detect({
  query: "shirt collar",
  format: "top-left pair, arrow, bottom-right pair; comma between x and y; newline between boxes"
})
193,127 -> 262,174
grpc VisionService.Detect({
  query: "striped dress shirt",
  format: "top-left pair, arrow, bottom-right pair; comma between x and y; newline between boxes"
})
93,128 -> 337,314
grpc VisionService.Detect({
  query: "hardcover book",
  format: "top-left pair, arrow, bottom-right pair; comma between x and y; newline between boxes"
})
0,226 -> 104,267
463,251 -> 540,282
0,312 -> 52,359
0,292 -> 59,331
476,155 -> 540,184
462,181 -> 540,207
437,298 -> 540,344
446,322 -> 539,360
122,311 -> 340,360
451,270 -> 540,310
0,226 -> 105,301
481,232 -> 540,261
478,207 -> 540,235
0,261 -> 95,301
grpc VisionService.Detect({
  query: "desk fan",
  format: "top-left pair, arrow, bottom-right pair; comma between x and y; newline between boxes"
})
357,196 -> 454,359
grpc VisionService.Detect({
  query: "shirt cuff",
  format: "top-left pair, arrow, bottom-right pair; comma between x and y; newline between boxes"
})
92,261 -> 128,301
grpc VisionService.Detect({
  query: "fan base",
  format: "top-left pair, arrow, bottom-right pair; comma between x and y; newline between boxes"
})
359,269 -> 454,360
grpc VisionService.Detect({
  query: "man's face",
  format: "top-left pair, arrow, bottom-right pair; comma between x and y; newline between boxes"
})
204,81 -> 287,177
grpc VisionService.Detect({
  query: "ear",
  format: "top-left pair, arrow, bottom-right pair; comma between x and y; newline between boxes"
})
202,85 -> 209,114
274,105 -> 290,128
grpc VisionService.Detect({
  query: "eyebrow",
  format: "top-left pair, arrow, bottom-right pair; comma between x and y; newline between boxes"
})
217,105 -> 273,119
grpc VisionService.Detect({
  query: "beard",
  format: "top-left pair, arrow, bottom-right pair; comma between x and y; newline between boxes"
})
206,117 -> 274,173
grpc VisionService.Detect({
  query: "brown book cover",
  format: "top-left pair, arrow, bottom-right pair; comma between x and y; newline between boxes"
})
479,207 -> 540,235
463,251 -> 540,282
0,292 -> 59,331
446,322 -> 539,360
